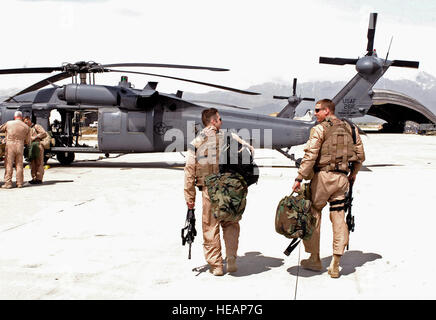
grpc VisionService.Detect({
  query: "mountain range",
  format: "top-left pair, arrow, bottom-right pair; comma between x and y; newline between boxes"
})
184,71 -> 436,123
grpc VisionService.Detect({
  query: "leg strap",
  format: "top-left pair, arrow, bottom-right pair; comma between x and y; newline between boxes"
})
330,205 -> 346,212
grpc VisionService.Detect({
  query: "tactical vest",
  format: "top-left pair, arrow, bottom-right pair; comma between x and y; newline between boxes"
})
316,118 -> 358,173
194,130 -> 221,187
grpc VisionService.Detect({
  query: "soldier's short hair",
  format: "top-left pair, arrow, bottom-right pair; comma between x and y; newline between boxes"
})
201,108 -> 219,126
316,99 -> 335,113
23,116 -> 31,121
14,111 -> 23,118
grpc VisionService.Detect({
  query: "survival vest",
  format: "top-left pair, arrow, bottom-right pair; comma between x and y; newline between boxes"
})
192,128 -> 221,187
41,131 -> 53,150
315,117 -> 358,174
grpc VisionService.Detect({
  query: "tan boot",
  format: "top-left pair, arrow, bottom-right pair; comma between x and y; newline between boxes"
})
300,253 -> 322,271
209,265 -> 224,276
227,256 -> 238,273
327,254 -> 341,278
1,184 -> 12,189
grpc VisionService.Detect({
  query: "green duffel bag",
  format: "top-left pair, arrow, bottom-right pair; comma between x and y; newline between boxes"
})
28,141 -> 40,161
275,183 -> 316,255
205,172 -> 248,222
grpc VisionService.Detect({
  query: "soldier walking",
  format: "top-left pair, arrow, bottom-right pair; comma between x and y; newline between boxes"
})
23,116 -> 48,185
292,99 -> 365,278
0,111 -> 31,188
184,108 -> 253,276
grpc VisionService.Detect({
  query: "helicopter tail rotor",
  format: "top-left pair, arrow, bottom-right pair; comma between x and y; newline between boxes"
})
390,59 -> 419,68
273,78 -> 315,119
366,12 -> 378,55
319,57 -> 359,66
319,12 -> 419,72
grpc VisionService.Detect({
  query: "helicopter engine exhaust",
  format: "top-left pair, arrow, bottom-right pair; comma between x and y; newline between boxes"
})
58,84 -> 119,106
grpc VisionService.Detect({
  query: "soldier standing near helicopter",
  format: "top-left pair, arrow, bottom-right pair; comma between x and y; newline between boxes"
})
292,99 -> 365,278
0,111 -> 31,188
23,116 -> 47,185
184,108 -> 254,276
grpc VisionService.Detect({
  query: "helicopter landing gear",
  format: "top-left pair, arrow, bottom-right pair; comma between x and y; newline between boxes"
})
56,152 -> 75,165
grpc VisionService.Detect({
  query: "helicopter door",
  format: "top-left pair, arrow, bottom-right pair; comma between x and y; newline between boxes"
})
98,107 -> 153,152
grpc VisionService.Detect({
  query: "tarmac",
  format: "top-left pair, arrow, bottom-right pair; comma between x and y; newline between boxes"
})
0,133 -> 435,300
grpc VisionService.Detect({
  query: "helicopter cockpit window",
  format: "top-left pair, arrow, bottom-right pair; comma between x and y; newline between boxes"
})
127,111 -> 146,132
102,111 -> 121,133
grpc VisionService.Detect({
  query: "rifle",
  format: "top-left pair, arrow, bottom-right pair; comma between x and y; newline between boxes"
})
345,180 -> 355,250
181,208 -> 197,259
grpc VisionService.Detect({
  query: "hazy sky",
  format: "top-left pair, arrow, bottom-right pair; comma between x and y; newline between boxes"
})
0,0 -> 435,94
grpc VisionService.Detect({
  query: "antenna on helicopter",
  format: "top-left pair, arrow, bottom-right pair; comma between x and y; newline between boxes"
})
385,36 -> 394,63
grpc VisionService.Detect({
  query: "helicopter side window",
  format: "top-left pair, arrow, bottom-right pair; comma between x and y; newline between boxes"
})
102,111 -> 121,133
127,111 -> 146,133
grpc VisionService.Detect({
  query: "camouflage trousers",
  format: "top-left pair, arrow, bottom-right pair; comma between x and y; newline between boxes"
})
4,141 -> 25,187
303,171 -> 350,256
31,144 -> 45,181
202,187 -> 240,268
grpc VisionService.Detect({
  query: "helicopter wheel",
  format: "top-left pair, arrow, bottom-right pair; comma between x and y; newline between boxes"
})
57,152 -> 75,165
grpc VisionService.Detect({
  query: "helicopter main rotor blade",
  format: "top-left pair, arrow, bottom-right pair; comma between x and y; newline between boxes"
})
302,97 -> 315,101
319,57 -> 359,65
390,60 -> 420,68
101,63 -> 229,72
106,69 -> 260,95
188,100 -> 251,110
366,13 -> 378,54
0,67 -> 63,74
5,72 -> 71,102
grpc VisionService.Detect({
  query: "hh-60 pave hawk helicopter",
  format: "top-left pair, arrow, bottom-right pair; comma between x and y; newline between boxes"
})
0,60 -> 316,165
0,12 -> 419,165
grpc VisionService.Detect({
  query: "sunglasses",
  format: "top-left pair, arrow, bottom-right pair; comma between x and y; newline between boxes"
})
315,108 -> 324,113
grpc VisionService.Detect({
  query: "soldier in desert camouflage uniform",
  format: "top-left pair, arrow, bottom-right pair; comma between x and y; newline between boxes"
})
0,111 -> 31,189
184,108 -> 253,276
23,116 -> 48,185
292,99 -> 365,278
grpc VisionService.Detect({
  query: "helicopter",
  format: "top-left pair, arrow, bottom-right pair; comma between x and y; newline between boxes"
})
0,61 -> 315,165
0,12 -> 420,165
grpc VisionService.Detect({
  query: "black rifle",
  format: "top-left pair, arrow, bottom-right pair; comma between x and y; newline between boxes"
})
345,180 -> 355,250
181,208 -> 197,259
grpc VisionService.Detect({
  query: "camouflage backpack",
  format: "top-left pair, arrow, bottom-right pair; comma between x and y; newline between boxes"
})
204,172 -> 248,222
275,183 -> 316,255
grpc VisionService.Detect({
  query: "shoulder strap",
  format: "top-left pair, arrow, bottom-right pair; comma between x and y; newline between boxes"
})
341,118 -> 357,144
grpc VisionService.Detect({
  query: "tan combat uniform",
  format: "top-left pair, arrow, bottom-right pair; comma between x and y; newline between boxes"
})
184,126 -> 240,269
29,124 -> 48,182
0,120 -> 31,188
296,115 -> 365,256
